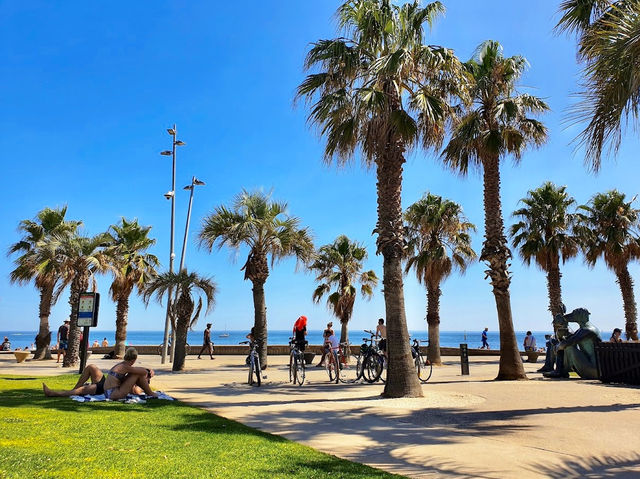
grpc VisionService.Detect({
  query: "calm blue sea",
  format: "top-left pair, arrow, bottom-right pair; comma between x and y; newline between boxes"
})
2,329 -> 550,350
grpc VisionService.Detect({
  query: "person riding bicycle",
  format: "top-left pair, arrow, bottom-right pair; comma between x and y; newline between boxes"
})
293,315 -> 308,352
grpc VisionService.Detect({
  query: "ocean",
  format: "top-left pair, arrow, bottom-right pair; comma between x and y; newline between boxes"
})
2,329 -> 550,350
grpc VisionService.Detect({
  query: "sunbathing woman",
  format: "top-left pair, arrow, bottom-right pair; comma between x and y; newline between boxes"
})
43,347 -> 157,399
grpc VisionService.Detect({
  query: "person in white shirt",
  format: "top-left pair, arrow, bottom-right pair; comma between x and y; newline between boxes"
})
523,331 -> 537,351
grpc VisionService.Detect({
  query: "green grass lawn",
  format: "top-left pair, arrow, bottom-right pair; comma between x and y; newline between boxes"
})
0,374 -> 401,479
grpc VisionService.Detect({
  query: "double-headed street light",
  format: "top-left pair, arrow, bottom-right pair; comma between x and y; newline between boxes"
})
178,176 -> 206,272
160,124 -> 185,364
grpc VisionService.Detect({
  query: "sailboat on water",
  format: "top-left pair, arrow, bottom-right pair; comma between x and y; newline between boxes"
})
219,324 -> 229,338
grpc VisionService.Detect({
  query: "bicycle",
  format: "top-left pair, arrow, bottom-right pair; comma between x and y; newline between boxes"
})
335,341 -> 364,383
288,338 -> 306,386
411,338 -> 432,383
239,340 -> 261,386
360,330 -> 385,383
324,342 -> 341,384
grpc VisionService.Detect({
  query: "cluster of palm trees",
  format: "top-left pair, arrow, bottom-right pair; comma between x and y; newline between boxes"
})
9,209 -> 159,366
295,0 -> 640,395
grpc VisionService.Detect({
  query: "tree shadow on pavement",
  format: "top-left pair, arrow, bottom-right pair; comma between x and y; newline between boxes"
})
530,454 -> 640,478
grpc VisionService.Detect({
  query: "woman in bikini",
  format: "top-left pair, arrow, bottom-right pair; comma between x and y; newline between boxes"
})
43,347 -> 157,399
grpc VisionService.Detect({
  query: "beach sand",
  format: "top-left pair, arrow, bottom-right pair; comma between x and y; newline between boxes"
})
2,353 -> 639,478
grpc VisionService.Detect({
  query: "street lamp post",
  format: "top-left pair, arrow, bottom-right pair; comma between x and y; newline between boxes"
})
169,176 -> 205,361
160,124 -> 185,364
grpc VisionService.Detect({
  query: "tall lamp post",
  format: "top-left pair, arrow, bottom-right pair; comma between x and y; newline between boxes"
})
160,124 -> 185,364
169,176 -> 205,360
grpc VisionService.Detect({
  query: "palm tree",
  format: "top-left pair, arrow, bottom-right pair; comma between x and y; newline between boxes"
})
404,193 -> 476,365
199,190 -> 314,368
310,235 -> 378,346
8,207 -> 81,359
107,218 -> 159,358
297,0 -> 466,397
441,41 -> 548,380
574,190 -> 640,340
56,232 -> 111,367
144,271 -> 216,371
510,182 -> 579,320
556,1 -> 640,170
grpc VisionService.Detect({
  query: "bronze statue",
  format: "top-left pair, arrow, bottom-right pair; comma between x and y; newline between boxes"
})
543,308 -> 602,379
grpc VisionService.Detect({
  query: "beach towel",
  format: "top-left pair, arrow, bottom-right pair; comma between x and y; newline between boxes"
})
69,391 -> 175,403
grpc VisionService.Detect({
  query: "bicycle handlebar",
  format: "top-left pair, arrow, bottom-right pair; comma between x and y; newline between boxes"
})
364,329 -> 375,335
239,341 -> 249,345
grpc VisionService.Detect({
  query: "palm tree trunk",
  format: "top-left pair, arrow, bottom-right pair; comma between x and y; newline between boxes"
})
34,283 -> 54,360
63,272 -> 89,368
546,261 -> 564,319
615,265 -> 639,341
114,294 -> 129,358
251,279 -> 268,368
376,130 -> 423,398
426,283 -> 442,366
481,156 -> 526,380
172,315 -> 189,371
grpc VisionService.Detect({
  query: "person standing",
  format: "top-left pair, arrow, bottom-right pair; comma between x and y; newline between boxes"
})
481,328 -> 489,349
375,318 -> 387,357
316,321 -> 335,367
523,331 -> 537,351
293,315 -> 308,351
197,323 -> 214,359
56,319 -> 70,363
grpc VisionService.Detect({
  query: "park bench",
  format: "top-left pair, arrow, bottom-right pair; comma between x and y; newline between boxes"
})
596,342 -> 640,385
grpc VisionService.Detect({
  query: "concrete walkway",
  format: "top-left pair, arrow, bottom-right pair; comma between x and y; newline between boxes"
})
2,353 -> 640,478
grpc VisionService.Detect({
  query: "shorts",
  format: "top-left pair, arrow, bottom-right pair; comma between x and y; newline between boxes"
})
379,339 -> 386,351
95,376 -> 106,395
59,340 -> 68,350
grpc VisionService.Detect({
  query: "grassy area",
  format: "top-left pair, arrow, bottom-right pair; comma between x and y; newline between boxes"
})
0,375 -> 401,479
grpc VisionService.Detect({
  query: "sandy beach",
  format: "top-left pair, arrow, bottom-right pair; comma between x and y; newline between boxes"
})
2,353 -> 639,478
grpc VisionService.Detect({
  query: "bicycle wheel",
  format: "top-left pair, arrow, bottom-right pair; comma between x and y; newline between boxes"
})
418,354 -> 432,382
254,355 -> 262,386
248,357 -> 255,385
339,352 -> 361,383
296,354 -> 305,386
289,353 -> 295,384
326,351 -> 337,383
363,354 -> 383,383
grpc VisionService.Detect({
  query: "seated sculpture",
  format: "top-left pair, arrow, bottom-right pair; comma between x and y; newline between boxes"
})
543,307 -> 602,379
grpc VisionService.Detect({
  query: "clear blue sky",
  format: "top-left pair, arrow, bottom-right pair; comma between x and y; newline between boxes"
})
2,1 -> 638,336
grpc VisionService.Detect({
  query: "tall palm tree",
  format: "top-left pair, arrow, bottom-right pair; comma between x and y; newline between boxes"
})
56,233 -> 111,367
8,207 -> 81,359
144,271 -> 216,371
510,182 -> 579,320
107,218 -> 159,358
310,235 -> 378,345
297,0 -> 466,397
441,41 -> 548,380
199,190 -> 314,368
575,190 -> 640,340
557,1 -> 640,170
404,193 -> 476,365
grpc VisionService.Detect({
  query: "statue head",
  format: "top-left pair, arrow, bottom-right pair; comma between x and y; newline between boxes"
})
565,308 -> 591,327
553,313 -> 569,339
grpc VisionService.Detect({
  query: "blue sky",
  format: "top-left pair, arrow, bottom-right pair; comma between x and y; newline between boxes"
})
2,1 -> 638,337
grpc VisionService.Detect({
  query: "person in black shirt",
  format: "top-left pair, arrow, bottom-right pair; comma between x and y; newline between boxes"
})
56,319 -> 70,363
293,315 -> 308,352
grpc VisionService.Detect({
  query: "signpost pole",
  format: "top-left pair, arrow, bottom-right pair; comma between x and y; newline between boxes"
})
79,326 -> 90,374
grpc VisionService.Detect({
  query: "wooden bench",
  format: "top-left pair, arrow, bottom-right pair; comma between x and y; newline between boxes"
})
596,342 -> 640,385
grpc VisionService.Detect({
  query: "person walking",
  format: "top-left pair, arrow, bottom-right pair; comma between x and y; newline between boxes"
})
197,323 -> 214,359
56,319 -> 70,363
523,331 -> 537,351
481,327 -> 490,349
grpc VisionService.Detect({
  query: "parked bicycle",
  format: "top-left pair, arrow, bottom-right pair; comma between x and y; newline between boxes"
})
239,340 -> 261,386
335,341 -> 364,383
288,337 -> 306,386
411,338 -> 432,383
360,330 -> 385,383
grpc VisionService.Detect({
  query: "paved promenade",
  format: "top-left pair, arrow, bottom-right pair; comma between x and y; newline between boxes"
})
2,353 -> 639,478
